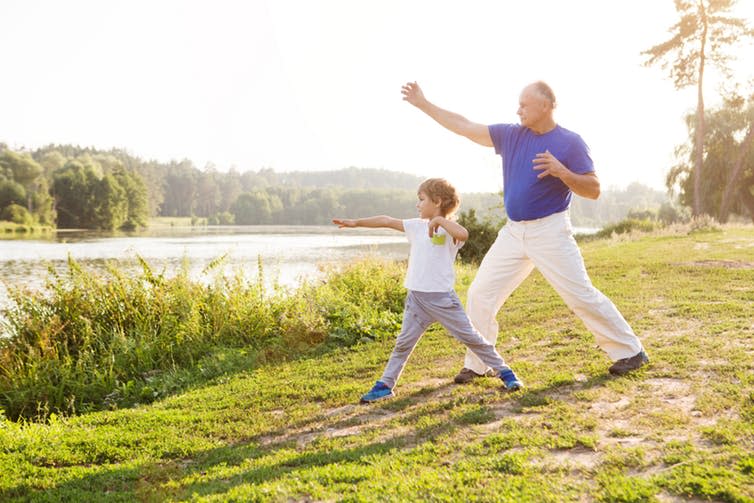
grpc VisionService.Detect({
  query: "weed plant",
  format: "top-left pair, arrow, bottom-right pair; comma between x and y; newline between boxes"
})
0,256 -> 405,420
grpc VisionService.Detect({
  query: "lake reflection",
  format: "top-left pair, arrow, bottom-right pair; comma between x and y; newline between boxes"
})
0,226 -> 409,312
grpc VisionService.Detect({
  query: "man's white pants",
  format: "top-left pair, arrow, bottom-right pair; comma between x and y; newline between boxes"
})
464,210 -> 643,374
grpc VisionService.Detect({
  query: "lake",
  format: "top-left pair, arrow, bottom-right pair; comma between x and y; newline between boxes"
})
0,226 -> 409,314
0,223 -> 599,316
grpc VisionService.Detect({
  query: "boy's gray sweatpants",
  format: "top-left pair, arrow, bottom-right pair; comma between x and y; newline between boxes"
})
380,290 -> 510,389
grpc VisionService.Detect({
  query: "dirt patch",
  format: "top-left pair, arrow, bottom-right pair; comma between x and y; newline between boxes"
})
322,405 -> 357,418
477,402 -> 536,433
644,378 -> 697,415
602,435 -> 646,447
680,259 -> 754,269
535,447 -> 599,470
656,491 -> 715,502
590,396 -> 631,414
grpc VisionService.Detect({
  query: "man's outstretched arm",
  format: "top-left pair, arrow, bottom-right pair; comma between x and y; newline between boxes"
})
401,81 -> 493,147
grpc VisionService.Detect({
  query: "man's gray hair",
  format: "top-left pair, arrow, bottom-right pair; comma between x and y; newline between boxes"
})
532,81 -> 557,107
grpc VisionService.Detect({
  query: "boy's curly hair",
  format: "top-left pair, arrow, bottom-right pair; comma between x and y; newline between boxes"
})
418,178 -> 460,218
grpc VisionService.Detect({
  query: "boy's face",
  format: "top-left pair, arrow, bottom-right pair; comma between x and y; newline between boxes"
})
416,191 -> 442,219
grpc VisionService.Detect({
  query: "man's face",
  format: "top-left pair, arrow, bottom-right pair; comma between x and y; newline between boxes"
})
517,87 -> 550,129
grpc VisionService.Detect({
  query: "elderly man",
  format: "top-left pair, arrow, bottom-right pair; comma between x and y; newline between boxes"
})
401,81 -> 648,383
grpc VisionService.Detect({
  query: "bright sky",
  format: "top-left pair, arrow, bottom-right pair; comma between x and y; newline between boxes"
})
2,0 -> 753,193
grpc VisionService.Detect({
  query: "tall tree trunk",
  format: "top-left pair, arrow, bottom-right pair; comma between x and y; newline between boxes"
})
737,176 -> 754,223
693,1 -> 708,217
719,123 -> 754,222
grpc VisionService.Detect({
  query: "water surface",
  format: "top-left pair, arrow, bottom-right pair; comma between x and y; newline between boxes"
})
0,225 -> 409,312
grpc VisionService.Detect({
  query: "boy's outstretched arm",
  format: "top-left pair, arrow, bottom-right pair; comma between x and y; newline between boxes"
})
332,215 -> 404,232
428,216 -> 469,242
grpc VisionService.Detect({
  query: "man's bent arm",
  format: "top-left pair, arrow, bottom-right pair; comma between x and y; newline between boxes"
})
401,82 -> 493,147
532,151 -> 601,200
561,171 -> 601,200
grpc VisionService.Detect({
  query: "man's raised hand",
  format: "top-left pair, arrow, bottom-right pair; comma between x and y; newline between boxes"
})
401,81 -> 426,108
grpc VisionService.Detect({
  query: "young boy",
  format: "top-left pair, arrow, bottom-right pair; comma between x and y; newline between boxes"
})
332,178 -> 523,403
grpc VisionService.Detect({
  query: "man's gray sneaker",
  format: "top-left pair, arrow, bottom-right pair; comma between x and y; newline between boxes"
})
609,350 -> 649,376
453,367 -> 496,384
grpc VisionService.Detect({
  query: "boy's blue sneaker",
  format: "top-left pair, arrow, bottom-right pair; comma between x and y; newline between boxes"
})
360,381 -> 395,403
499,369 -> 523,391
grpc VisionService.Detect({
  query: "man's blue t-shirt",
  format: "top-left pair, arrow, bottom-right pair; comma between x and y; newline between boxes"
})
488,124 -> 594,221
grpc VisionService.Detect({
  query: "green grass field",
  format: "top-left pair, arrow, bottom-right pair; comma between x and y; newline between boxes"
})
1,226 -> 753,502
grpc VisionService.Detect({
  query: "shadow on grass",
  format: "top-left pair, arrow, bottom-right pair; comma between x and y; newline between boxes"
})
5,393 -> 459,502
3,363 -> 635,501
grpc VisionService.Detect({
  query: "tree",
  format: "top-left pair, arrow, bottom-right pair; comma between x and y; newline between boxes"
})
91,173 -> 127,230
161,160 -> 197,217
37,150 -> 67,177
232,192 -> 273,224
30,177 -> 56,225
218,167 -> 243,213
52,161 -> 95,228
135,160 -> 165,217
0,180 -> 26,210
718,93 -> 754,222
195,167 -> 220,218
668,92 -> 754,221
112,167 -> 149,229
642,0 -> 753,216
0,150 -> 43,213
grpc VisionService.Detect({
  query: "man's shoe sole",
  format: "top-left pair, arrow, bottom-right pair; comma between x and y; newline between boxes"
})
609,353 -> 649,376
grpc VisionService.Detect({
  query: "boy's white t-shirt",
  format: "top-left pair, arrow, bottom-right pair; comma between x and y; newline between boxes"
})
402,218 -> 465,292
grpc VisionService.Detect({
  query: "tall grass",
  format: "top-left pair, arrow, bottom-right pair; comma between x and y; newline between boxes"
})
0,256 -> 405,421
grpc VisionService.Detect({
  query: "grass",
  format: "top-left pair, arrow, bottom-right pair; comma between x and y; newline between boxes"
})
1,226 -> 753,501
0,256 -> 405,420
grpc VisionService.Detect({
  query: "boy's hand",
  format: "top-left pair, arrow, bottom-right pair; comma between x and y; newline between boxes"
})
332,218 -> 356,228
428,215 -> 469,243
428,216 -> 445,238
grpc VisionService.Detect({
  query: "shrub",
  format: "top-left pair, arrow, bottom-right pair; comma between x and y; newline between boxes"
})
591,218 -> 658,240
0,256 -> 406,420
687,214 -> 721,234
313,259 -> 405,347
1,203 -> 34,225
457,209 -> 505,264
658,202 -> 689,225
207,212 -> 235,225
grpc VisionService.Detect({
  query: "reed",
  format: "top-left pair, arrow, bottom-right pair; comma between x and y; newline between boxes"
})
0,255 -> 406,420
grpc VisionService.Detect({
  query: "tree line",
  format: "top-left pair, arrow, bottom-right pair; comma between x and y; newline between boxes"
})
0,145 -> 433,230
0,142 -> 677,231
